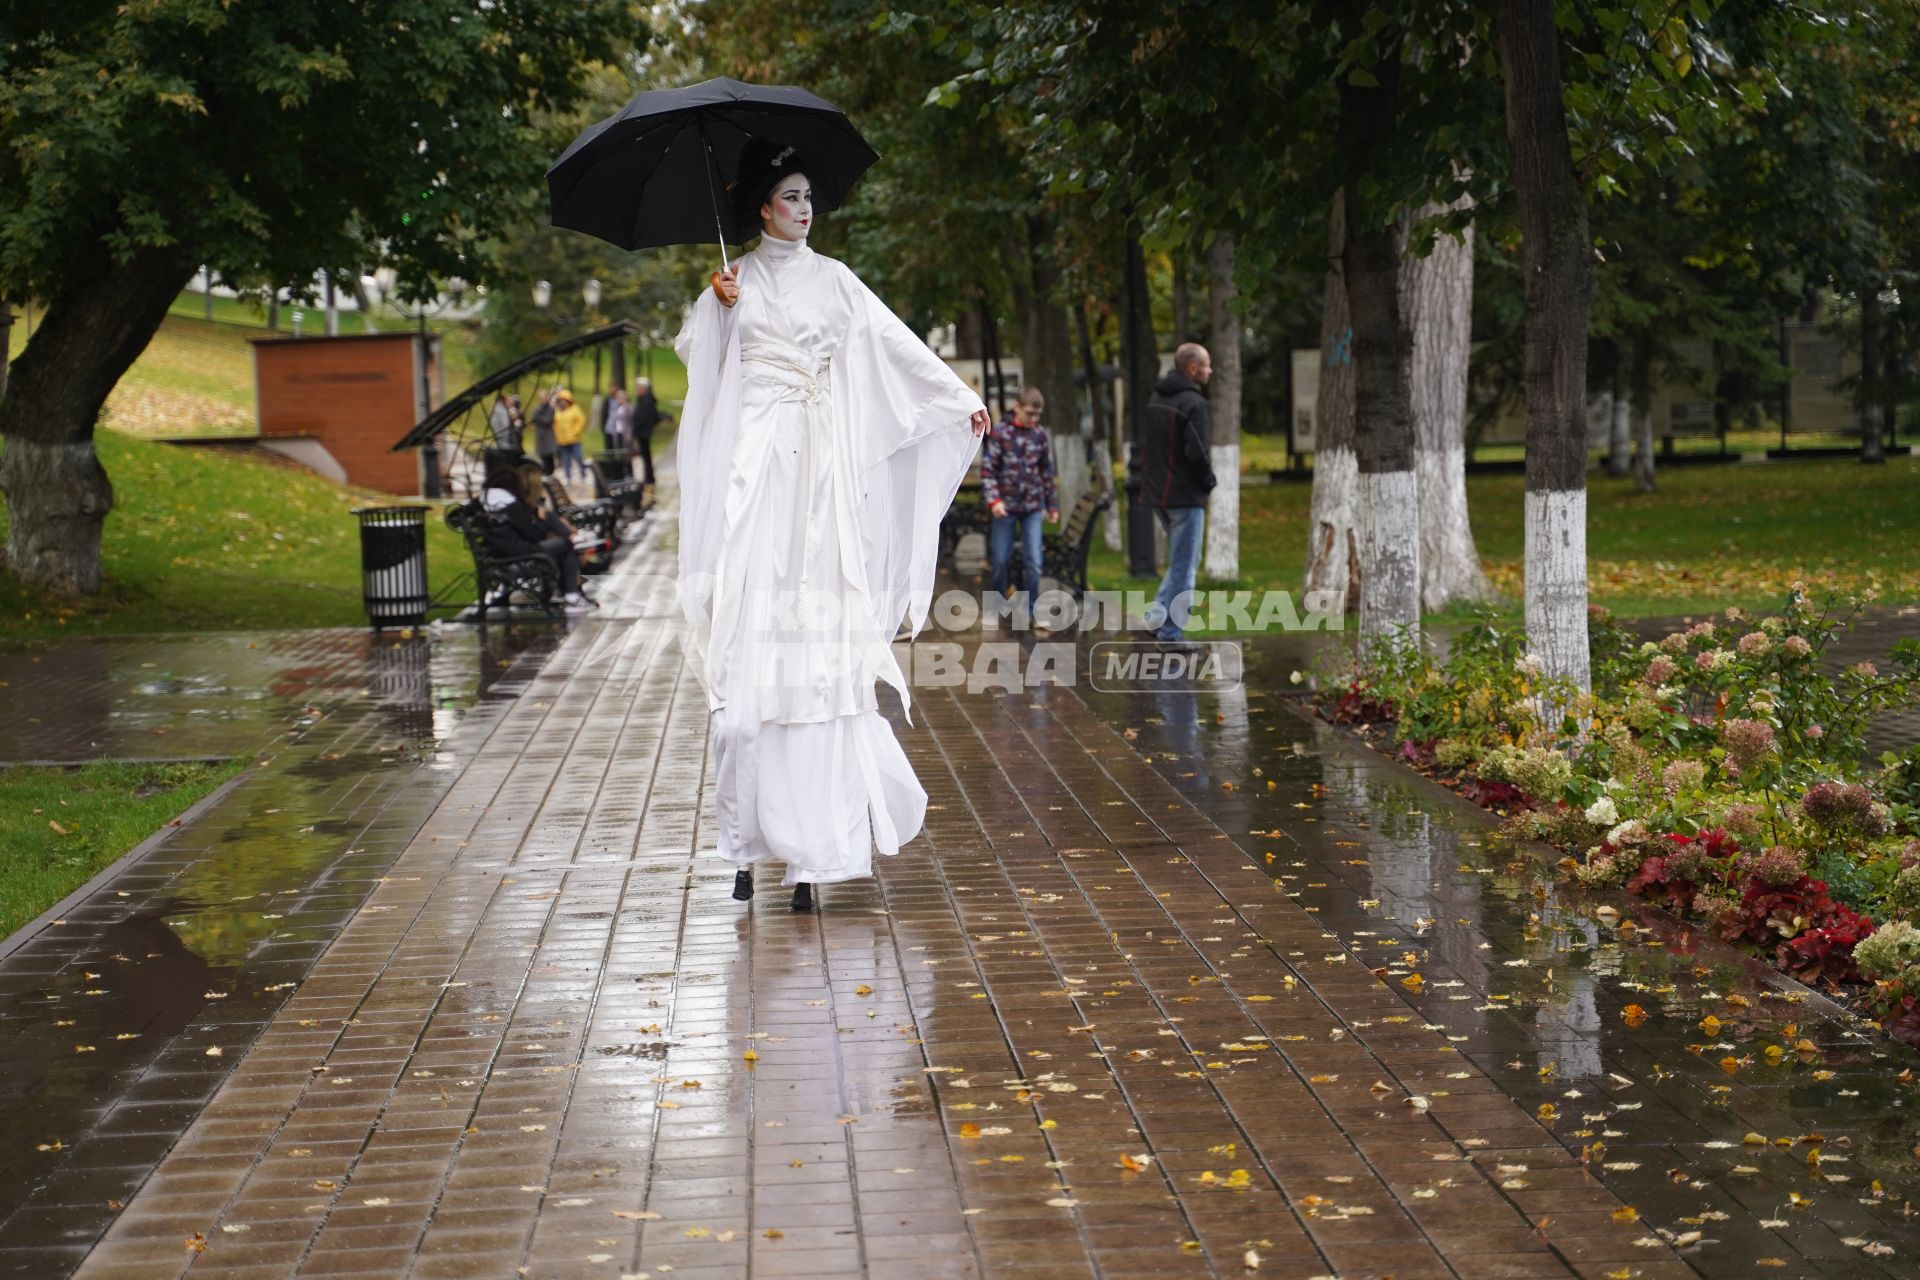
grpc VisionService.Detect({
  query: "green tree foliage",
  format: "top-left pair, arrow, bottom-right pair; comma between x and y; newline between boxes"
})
0,0 -> 634,592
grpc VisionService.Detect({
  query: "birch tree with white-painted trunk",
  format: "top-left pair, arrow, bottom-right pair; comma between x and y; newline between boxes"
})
1305,192 -> 1359,617
1339,58 -> 1421,652
1204,231 -> 1241,581
1497,0 -> 1594,696
1403,198 -> 1494,611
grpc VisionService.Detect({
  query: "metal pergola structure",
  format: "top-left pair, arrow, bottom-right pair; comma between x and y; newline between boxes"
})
391,320 -> 650,498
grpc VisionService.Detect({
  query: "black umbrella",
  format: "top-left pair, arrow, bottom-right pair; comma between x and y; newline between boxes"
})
546,76 -> 879,268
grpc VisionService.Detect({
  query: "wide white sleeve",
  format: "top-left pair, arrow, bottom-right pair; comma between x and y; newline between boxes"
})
830,266 -> 985,664
672,287 -> 743,656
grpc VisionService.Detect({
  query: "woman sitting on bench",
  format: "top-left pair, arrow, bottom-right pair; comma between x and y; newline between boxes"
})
481,464 -> 594,615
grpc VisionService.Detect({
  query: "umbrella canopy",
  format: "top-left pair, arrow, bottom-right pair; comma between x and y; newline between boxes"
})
547,76 -> 879,254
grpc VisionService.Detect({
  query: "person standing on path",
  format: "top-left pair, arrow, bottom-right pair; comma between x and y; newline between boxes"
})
631,377 -> 661,489
551,388 -> 587,482
489,392 -> 523,452
980,386 -> 1058,628
604,385 -> 632,457
530,388 -> 558,475
676,138 -> 989,913
1137,343 -> 1216,646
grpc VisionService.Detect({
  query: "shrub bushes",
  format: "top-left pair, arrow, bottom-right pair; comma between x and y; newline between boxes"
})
1318,589 -> 1920,1028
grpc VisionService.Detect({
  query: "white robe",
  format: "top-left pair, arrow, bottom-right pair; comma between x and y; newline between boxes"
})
674,234 -> 983,885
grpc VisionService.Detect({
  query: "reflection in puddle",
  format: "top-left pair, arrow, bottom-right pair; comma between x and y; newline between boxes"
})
0,623 -> 569,1267
1081,632 -> 1920,1265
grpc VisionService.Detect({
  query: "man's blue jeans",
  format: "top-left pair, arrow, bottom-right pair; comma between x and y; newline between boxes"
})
988,510 -> 1044,619
1152,506 -> 1205,641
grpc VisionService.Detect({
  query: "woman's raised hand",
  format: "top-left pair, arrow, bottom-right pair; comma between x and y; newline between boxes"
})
711,265 -> 740,308
969,408 -> 990,437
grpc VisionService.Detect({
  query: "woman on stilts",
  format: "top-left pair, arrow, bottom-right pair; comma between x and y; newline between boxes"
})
674,139 -> 990,912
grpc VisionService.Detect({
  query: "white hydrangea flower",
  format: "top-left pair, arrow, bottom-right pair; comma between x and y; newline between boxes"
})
1584,796 -> 1620,825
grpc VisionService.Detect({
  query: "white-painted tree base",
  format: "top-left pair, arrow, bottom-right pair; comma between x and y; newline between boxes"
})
1304,445 -> 1358,615
1204,442 -> 1239,581
1417,442 -> 1494,610
1359,469 -> 1420,650
1525,487 -> 1592,694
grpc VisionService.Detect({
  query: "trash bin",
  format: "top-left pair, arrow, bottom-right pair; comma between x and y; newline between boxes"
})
352,506 -> 432,629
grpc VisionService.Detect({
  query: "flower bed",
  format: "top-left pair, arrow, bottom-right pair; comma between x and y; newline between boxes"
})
1317,591 -> 1920,1041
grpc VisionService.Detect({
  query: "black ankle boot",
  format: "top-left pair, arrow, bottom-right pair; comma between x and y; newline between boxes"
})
731,868 -> 754,902
790,882 -> 814,913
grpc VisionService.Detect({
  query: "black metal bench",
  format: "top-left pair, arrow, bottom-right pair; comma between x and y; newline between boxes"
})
589,456 -> 649,521
939,483 -> 991,572
445,500 -> 561,621
1007,489 -> 1113,599
542,474 -> 622,546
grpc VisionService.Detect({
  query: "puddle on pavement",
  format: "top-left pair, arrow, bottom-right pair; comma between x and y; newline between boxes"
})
0,623 -> 568,1267
1080,632 -> 1920,1271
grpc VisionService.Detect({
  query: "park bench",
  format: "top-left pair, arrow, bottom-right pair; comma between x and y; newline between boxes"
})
590,456 -> 649,521
542,474 -> 622,547
1007,488 -> 1113,600
938,483 -> 991,572
444,500 -> 561,621
943,486 -> 1114,601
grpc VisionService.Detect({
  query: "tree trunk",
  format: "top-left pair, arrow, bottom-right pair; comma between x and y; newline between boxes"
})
1339,55 -> 1421,651
348,275 -> 380,334
1075,300 -> 1122,550
1630,333 -> 1656,492
0,247 -> 197,594
1404,199 -> 1493,611
1305,191 -> 1359,617
323,270 -> 340,337
1204,231 -> 1242,582
0,302 -> 12,404
1024,213 -> 1086,517
1497,0 -> 1595,696
1883,325 -> 1900,456
1861,282 -> 1885,464
1172,258 -> 1191,343
1605,340 -> 1632,477
1123,229 -> 1160,577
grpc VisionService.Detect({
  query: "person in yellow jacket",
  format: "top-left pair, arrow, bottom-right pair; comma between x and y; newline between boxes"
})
551,388 -> 588,482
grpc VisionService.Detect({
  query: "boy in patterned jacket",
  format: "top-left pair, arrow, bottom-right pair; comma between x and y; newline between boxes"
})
980,385 -> 1059,626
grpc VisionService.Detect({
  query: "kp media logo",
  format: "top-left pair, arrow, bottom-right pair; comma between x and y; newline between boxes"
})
1088,640 -> 1243,693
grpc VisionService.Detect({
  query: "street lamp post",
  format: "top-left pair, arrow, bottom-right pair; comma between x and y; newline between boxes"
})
377,268 -> 467,500
532,277 -> 605,402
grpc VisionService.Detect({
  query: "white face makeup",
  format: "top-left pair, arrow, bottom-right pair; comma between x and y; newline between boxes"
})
761,174 -> 813,241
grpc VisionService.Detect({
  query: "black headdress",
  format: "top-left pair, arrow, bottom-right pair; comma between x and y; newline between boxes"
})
727,137 -> 809,232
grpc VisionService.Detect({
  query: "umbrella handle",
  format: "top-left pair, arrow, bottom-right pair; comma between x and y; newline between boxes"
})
699,122 -> 731,274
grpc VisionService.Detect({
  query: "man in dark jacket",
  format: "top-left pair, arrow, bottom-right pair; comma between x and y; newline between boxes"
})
631,377 -> 662,487
1137,343 -> 1215,643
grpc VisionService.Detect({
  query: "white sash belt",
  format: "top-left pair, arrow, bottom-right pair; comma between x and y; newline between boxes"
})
741,344 -> 835,591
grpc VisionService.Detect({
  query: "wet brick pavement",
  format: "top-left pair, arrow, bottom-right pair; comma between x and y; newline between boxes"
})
0,625 -> 568,1274
1,509 -> 1915,1278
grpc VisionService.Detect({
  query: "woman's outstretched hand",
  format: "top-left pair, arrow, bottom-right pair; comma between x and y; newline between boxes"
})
969,409 -> 990,437
711,265 -> 740,308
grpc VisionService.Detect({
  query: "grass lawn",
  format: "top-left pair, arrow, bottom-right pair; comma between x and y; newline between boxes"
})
0,759 -> 242,938
1088,454 -> 1920,619
0,430 -> 474,641
1237,428 -> 1913,472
